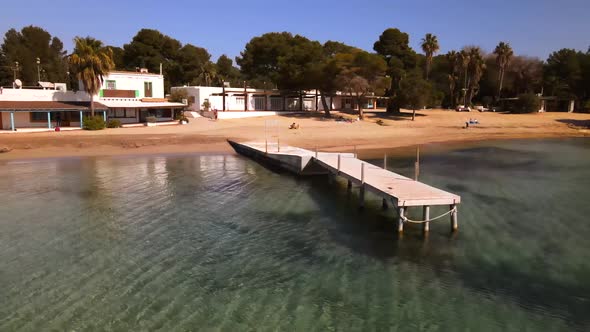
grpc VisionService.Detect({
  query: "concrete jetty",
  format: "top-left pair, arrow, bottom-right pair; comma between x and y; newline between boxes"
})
229,141 -> 461,233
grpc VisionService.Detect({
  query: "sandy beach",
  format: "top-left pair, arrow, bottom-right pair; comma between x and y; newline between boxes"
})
1,109 -> 589,161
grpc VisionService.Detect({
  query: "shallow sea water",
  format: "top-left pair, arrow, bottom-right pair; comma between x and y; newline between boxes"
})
0,138 -> 589,331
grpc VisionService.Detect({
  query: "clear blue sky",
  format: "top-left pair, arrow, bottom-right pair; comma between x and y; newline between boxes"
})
1,0 -> 589,62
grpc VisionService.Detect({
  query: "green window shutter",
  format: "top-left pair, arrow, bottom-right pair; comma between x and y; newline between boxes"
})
99,90 -> 104,97
135,90 -> 140,97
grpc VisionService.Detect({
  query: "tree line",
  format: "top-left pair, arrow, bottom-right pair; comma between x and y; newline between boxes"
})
1,25 -> 589,115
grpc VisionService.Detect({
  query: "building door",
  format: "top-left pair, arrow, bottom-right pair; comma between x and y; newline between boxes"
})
140,109 -> 149,122
0,113 -> 3,129
253,97 -> 265,110
144,82 -> 153,97
61,112 -> 71,126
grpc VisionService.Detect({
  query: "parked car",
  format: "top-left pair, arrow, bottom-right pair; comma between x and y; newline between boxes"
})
456,105 -> 471,112
474,105 -> 496,112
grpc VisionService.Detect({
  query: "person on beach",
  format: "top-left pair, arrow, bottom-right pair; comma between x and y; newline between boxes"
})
55,113 -> 62,127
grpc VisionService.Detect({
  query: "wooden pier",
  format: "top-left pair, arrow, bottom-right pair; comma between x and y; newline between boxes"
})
229,141 -> 461,233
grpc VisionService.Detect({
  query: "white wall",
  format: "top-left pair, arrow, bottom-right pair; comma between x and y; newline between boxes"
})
79,72 -> 165,99
0,88 -> 89,102
217,111 -> 299,119
171,86 -> 339,112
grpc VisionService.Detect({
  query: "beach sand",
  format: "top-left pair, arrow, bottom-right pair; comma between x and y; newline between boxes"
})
0,109 -> 589,161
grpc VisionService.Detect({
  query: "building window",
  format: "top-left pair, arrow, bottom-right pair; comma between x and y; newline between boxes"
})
106,80 -> 116,90
108,108 -> 136,118
155,109 -> 172,118
270,98 -> 282,110
254,97 -> 265,110
144,82 -> 153,97
235,96 -> 245,106
30,112 -> 49,122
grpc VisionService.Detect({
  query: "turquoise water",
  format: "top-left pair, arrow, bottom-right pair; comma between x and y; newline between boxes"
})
0,139 -> 589,331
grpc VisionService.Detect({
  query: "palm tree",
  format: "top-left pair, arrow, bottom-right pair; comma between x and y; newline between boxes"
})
446,51 -> 460,107
494,42 -> 513,100
197,62 -> 217,86
69,37 -> 114,116
420,33 -> 440,80
466,47 -> 486,105
459,50 -> 470,105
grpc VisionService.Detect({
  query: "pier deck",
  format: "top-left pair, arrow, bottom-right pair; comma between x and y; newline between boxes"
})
230,141 -> 461,232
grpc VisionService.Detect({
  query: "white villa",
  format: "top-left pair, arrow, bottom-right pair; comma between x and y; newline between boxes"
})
0,68 -> 186,131
172,85 -> 385,119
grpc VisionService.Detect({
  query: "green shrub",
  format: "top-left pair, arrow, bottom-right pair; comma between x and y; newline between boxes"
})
512,93 -> 541,113
146,116 -> 157,123
107,119 -> 122,128
83,116 -> 106,130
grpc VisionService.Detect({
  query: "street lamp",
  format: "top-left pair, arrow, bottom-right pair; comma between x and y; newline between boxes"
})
36,57 -> 41,83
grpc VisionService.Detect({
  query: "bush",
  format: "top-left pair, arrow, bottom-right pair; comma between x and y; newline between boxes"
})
482,96 -> 493,107
146,116 -> 157,123
179,117 -> 189,124
83,116 -> 106,130
513,93 -> 541,113
107,119 -> 122,128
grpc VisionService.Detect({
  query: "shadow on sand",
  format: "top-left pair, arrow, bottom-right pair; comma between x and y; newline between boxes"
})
556,118 -> 590,129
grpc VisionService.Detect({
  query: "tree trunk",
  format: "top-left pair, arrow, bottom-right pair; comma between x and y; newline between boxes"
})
497,68 -> 505,100
425,58 -> 431,80
358,97 -> 364,119
90,94 -> 95,117
412,109 -> 416,121
320,93 -> 331,117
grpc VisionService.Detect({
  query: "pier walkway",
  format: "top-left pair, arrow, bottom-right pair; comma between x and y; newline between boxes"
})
229,141 -> 461,233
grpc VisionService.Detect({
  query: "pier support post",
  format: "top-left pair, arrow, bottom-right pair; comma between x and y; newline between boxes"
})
359,163 -> 365,208
383,154 -> 387,169
337,154 -> 341,174
347,179 -> 352,192
382,198 -> 388,210
450,204 -> 458,232
397,207 -> 405,233
423,206 -> 430,233
10,112 -> 15,131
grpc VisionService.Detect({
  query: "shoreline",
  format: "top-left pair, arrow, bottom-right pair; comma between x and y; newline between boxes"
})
0,131 -> 587,163
1,110 -> 588,162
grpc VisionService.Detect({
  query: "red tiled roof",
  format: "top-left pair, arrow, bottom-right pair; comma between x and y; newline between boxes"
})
0,101 -> 108,111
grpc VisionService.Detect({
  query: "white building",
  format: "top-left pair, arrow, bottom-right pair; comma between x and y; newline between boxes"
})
82,70 -> 185,124
172,85 -> 383,119
0,69 -> 185,131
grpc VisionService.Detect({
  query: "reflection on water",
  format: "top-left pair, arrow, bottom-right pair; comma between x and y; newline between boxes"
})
1,139 -> 589,331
